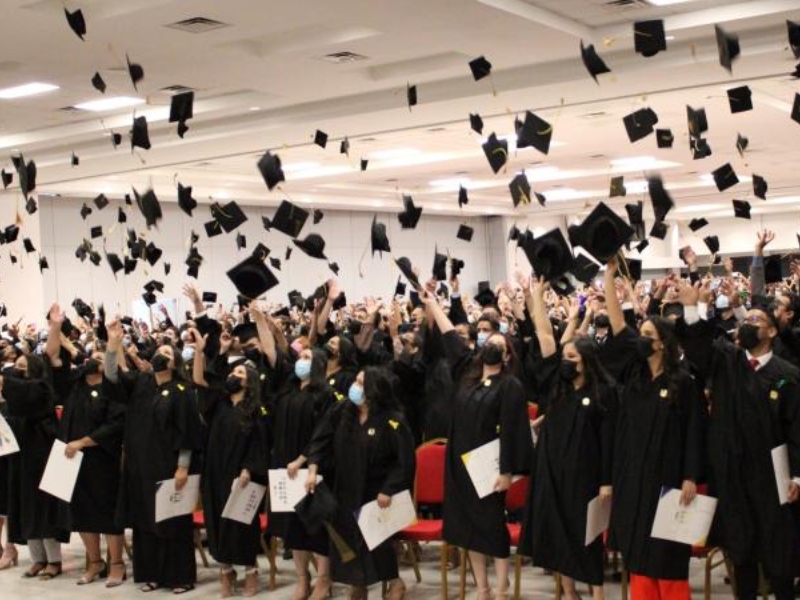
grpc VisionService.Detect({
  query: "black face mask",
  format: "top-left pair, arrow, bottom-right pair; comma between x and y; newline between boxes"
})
349,320 -> 363,335
84,359 -> 101,375
244,348 -> 262,364
636,336 -> 656,359
559,359 -> 580,382
225,375 -> 244,395
151,353 -> 171,373
482,344 -> 504,367
737,323 -> 761,351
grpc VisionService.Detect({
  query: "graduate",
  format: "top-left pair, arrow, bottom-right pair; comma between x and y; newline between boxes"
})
0,343 -> 20,570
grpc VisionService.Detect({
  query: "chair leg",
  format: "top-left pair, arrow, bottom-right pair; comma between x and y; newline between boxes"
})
554,572 -> 562,600
193,529 -> 209,568
513,555 -> 521,600
440,543 -> 449,600
459,549 -> 468,600
621,564 -> 628,600
407,542 -> 420,584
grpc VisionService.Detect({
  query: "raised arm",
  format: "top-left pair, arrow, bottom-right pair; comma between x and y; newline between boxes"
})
560,296 -> 582,346
317,279 -> 338,336
420,289 -> 454,335
188,328 -> 209,388
44,303 -> 64,368
250,303 -> 277,368
530,276 -> 557,358
604,257 -> 626,336
751,229 -> 773,298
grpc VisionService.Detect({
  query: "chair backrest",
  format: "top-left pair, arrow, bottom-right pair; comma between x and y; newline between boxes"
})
414,439 -> 447,505
505,476 -> 530,511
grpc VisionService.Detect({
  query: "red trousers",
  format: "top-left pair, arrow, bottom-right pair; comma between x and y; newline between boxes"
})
630,573 -> 691,600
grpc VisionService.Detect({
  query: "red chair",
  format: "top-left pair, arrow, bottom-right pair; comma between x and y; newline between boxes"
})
192,510 -> 210,568
397,439 -> 450,600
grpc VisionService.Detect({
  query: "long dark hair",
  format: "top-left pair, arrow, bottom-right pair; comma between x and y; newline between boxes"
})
464,333 -> 519,387
363,366 -> 402,415
336,336 -> 358,370
305,347 -> 329,392
236,364 -> 262,430
641,316 -> 682,403
552,337 -> 613,408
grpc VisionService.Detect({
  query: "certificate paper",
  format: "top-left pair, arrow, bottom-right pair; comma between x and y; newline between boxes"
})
39,439 -> 83,502
0,413 -> 19,457
356,490 -> 417,550
650,487 -> 717,546
222,479 -> 267,525
268,469 -> 322,513
585,495 -> 611,546
154,475 -> 201,523
772,444 -> 792,505
462,438 -> 501,499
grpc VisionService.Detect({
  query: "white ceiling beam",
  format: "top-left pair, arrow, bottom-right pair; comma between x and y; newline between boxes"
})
475,0 -> 593,40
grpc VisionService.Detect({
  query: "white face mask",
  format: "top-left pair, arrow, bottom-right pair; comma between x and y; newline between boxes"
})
715,296 -> 730,310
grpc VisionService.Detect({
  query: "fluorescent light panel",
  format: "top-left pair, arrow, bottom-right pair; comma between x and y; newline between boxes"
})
646,0 -> 695,5
0,82 -> 59,99
74,97 -> 145,112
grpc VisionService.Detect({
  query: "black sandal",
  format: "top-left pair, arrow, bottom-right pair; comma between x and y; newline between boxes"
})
38,562 -> 62,580
140,582 -> 160,592
172,584 -> 195,594
22,562 -> 46,578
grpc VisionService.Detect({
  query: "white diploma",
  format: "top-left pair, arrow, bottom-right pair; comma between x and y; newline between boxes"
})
356,490 -> 417,551
772,444 -> 793,505
268,469 -> 322,513
650,487 -> 717,546
39,439 -> 83,502
222,479 -> 267,525
154,474 -> 201,523
462,438 -> 501,499
585,495 -> 611,546
0,413 -> 19,457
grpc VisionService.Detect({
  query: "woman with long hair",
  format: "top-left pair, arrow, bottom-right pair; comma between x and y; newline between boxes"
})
305,366 -> 416,600
422,288 -> 532,600
518,278 -> 616,600
603,258 -> 704,600
105,319 -> 203,594
323,335 -> 358,401
191,327 -> 267,597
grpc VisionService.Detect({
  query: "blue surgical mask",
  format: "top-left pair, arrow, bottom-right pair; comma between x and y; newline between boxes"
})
477,331 -> 490,348
181,346 -> 195,362
499,322 -> 509,335
294,359 -> 312,380
348,383 -> 365,406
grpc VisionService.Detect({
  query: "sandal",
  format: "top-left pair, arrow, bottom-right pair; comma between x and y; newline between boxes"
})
309,574 -> 332,600
220,567 -> 237,599
0,544 -> 18,570
77,559 -> 108,585
173,584 -> 195,595
385,578 -> 406,600
22,561 -> 47,578
242,567 -> 258,598
140,582 -> 160,592
38,562 -> 62,580
476,588 -> 492,600
293,572 -> 311,600
106,562 -> 127,588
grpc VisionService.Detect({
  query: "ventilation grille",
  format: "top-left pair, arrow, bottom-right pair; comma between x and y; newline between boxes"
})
165,17 -> 230,34
161,85 -> 194,93
604,0 -> 648,7
58,106 -> 81,112
321,51 -> 369,64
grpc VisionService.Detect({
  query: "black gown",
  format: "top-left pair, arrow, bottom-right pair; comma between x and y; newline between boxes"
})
116,373 -> 203,587
54,369 -> 125,534
269,378 -> 335,554
327,368 -> 357,404
3,375 -> 69,544
519,354 -> 616,585
200,387 -> 269,566
306,402 -> 416,586
603,327 -> 705,580
440,331 -> 532,558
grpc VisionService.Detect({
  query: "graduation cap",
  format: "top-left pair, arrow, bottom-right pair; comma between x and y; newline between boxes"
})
394,278 -> 407,297
38,256 -> 49,272
90,226 -> 102,239
93,193 -> 109,210
124,193 -> 132,205
145,242 -> 162,266
314,130 -> 328,149
580,40 -> 611,82
71,152 -> 80,167
80,203 -> 92,220
185,246 -> 204,278
211,201 -> 248,233
620,258 -> 642,282
736,133 -> 749,157
64,8 -> 86,40
144,280 -> 164,294
328,261 -> 340,276
688,218 -> 708,232
691,137 -> 713,160
25,197 -> 37,215
293,234 -> 327,259
131,115 -> 151,151
395,257 -> 420,289
753,174 -> 768,200
106,252 -> 124,276
656,128 -> 674,149
4,224 -> 19,243
285,246 -> 293,261
649,220 -> 669,240
360,158 -> 369,172
257,152 -> 285,190
406,83 -> 417,110
469,56 -> 492,81
126,54 -> 144,90
469,113 -> 484,135
15,158 -> 36,198
508,224 -> 521,242
634,20 -> 667,57
715,25 -> 740,72
687,105 -> 708,138
764,256 -> 784,284
111,132 -> 122,148
703,235 -> 720,255
733,199 -> 751,219
177,183 -> 197,216
571,254 -> 600,285
340,137 -> 350,156
509,172 -> 531,208
516,111 -> 553,155
727,86 -> 752,113
201,291 -> 217,304
331,291 -> 346,310
474,282 -> 496,308
450,257 -> 465,278
23,238 -> 35,253
648,176 -> 674,221
251,243 -> 270,262
789,20 -> 800,59
1,169 -> 12,188
568,201 -> 633,264
711,163 -> 739,192
142,291 -> 157,306
432,249 -> 447,281
623,201 -> 643,229
124,257 -> 137,275
482,133 -> 508,174
169,91 -> 194,130
227,255 -> 279,299
134,188 -> 162,228
164,262 -> 171,276
270,200 -> 308,237
623,107 -> 658,143
313,209 -> 324,225
371,216 -> 391,256
91,72 -> 106,93
204,219 -> 223,238
610,176 -> 626,198
287,290 -> 304,309
521,228 -> 574,281
89,250 -> 101,266
458,185 -> 469,208
269,256 -> 281,270
635,239 -> 649,254
398,195 -> 423,229
236,232 -> 246,251
457,224 -> 474,242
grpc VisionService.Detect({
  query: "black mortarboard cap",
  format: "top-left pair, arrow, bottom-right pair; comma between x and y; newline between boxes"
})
394,278 -> 407,297
407,83 -> 417,110
610,176 -> 627,198
789,20 -> 800,59
688,218 -> 708,232
204,219 -> 222,238
211,201 -> 248,233
313,209 -> 324,225
293,234 -> 327,259
580,40 -> 611,82
753,174 -> 768,200
691,137 -> 713,160
270,200 -> 308,237
4,225 -> 18,243
328,262 -> 340,276
703,235 -> 720,255
39,256 -> 48,272
474,282 -> 496,308
509,172 -> 531,208
227,255 -> 279,299
90,226 -> 102,239
634,20 -> 666,57
450,257 -> 465,278
371,216 -> 390,256
457,224 -> 474,242
733,199 -> 751,219
635,239 -> 649,253
144,280 -> 164,294
64,8 -> 86,40
624,202 -> 643,228
648,176 -> 674,221
521,228 -> 574,281
71,152 -> 79,167
432,249 -> 447,281
314,129 -> 328,149
142,292 -> 157,306
516,111 -> 553,155
89,251 -> 101,266
106,252 -> 124,276
145,242 -> 162,266
621,258 -> 642,282
177,183 -> 197,216
568,201 -> 633,264
294,481 -> 339,536
269,257 -> 281,270
458,185 -> 469,208
236,232 -> 246,250
736,133 -> 749,157
94,193 -> 109,210
571,254 -> 600,285
257,151 -> 285,190
712,163 -> 739,192
91,72 -> 106,93
727,86 -> 752,113
687,105 -> 708,138
1,169 -> 12,188
135,188 -> 162,228
126,54 -> 144,90
340,137 -> 350,156
360,158 -> 368,171
765,256 -> 783,284
715,25 -> 740,72
285,245 -> 292,261
80,203 -> 92,220
656,128 -> 674,149
482,133 -> 508,174
469,56 -> 492,81
131,115 -> 151,151
23,238 -> 35,253
395,257 -> 420,288
16,158 -> 36,198
25,197 -> 37,215
623,107 -> 658,143
649,220 -> 669,240
398,195 -> 423,229
185,246 -> 203,278
469,113 -> 484,135
169,91 -> 194,123
164,262 -> 171,275
124,257 -> 137,275
111,132 -> 122,148
202,292 -> 217,303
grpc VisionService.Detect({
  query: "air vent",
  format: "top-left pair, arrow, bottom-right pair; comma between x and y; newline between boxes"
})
165,17 -> 230,34
58,106 -> 80,112
359,137 -> 378,143
604,0 -> 648,7
322,51 -> 369,64
589,154 -> 606,159
427,127 -> 447,133
161,85 -> 194,93
581,111 -> 609,120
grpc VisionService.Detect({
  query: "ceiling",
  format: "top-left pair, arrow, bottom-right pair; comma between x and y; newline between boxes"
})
2,0 -> 800,227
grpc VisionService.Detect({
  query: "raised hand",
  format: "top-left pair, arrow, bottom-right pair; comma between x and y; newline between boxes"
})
106,319 -> 124,352
48,303 -> 65,327
756,229 -> 775,254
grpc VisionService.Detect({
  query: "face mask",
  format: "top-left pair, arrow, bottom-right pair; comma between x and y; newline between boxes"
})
635,336 -> 656,360
482,343 -> 504,367
476,331 -> 490,348
84,358 -> 101,375
290,341 -> 304,356
499,322 -> 509,335
181,346 -> 195,363
559,359 -> 579,382
737,323 -> 761,351
294,359 -> 312,380
715,296 -> 730,310
348,383 -> 365,406
244,348 -> 262,364
151,353 -> 171,373
122,336 -> 132,348
225,375 -> 244,395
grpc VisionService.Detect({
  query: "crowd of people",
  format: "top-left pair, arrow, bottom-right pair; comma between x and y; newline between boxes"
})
0,229 -> 799,600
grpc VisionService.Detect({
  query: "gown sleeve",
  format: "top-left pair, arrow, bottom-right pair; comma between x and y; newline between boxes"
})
305,400 -> 344,473
600,385 -> 618,486
679,372 -> 706,483
498,376 -> 532,476
84,377 -> 126,454
599,325 -> 638,383
378,416 -> 416,497
3,376 -> 54,419
171,382 -> 203,452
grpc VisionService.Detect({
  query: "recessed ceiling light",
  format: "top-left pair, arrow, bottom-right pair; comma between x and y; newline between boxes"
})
646,0 -> 695,6
74,97 -> 145,112
249,106 -> 261,111
0,82 -> 59,99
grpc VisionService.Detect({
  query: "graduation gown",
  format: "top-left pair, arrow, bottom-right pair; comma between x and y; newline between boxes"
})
200,387 -> 269,566
519,354 -> 616,585
3,375 -> 69,543
604,327 -> 705,580
306,402 -> 416,586
326,368 -> 357,403
440,331 -> 532,558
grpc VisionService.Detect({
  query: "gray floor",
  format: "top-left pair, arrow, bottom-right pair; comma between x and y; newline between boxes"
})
0,536 -> 736,600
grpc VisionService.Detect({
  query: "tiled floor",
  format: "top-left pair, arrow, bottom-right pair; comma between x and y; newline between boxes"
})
0,536 -> 737,600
